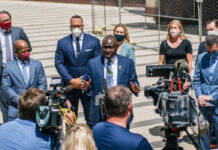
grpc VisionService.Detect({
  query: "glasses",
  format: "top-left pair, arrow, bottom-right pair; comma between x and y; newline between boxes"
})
70,25 -> 83,28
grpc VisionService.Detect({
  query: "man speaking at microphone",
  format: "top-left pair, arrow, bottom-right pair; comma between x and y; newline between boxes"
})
82,35 -> 140,127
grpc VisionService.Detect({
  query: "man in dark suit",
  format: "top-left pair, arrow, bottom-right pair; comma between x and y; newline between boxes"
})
2,40 -> 47,121
82,35 -> 140,126
0,10 -> 31,122
197,19 -> 217,55
193,35 -> 218,150
55,15 -> 102,125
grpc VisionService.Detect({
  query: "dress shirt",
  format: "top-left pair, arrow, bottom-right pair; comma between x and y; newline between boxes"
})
17,58 -> 30,80
104,56 -> 118,86
0,30 -> 13,66
72,34 -> 83,58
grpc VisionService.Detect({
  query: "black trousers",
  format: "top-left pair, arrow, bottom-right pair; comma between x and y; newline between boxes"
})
0,87 -> 10,123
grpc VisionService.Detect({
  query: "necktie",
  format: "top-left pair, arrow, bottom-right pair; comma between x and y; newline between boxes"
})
22,62 -> 29,85
76,38 -> 80,61
4,32 -> 12,63
106,60 -> 113,88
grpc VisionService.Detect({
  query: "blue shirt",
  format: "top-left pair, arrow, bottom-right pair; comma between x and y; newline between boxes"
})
0,118 -> 55,150
93,121 -> 153,150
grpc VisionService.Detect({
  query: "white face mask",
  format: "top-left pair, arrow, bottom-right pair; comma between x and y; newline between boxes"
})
207,30 -> 218,36
72,28 -> 82,38
170,29 -> 179,37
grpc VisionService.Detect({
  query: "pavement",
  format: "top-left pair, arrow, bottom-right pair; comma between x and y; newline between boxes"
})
0,0 -> 216,149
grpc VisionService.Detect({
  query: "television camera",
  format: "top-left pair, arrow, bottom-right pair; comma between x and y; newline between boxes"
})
36,77 -> 75,149
144,60 -> 198,150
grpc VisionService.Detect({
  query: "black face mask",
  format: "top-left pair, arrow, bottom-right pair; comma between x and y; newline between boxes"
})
114,34 -> 125,42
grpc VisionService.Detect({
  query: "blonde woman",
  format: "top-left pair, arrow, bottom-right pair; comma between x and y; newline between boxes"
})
159,20 -> 192,142
159,20 -> 192,73
62,124 -> 96,150
113,23 -> 135,64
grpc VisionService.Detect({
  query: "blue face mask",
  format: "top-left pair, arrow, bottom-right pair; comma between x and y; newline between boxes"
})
114,34 -> 125,42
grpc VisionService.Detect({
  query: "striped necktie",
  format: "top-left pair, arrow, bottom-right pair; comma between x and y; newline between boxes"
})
106,60 -> 113,88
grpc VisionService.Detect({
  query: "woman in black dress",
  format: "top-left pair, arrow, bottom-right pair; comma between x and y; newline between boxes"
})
159,20 -> 192,73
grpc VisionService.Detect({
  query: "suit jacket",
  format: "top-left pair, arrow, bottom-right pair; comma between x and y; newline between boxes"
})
119,42 -> 135,64
0,26 -> 31,77
193,52 -> 218,115
197,41 -> 206,55
84,55 -> 139,124
2,58 -> 47,117
55,33 -> 102,86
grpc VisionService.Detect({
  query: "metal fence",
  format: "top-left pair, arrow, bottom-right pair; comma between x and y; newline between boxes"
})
91,0 -> 217,54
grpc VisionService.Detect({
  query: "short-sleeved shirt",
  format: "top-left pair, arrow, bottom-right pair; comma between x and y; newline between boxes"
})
159,39 -> 192,64
93,121 -> 153,150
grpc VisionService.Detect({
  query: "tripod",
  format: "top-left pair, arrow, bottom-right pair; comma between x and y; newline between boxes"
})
162,127 -> 199,150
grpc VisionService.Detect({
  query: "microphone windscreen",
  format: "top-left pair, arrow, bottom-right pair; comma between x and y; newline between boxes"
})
174,59 -> 188,71
65,85 -> 74,93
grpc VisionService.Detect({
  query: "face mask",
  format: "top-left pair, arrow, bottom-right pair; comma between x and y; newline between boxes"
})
72,28 -> 82,38
0,21 -> 11,30
19,52 -> 30,62
114,34 -> 125,42
170,29 -> 179,37
207,30 -> 218,36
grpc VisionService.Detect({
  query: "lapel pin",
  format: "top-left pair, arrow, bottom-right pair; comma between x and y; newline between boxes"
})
119,65 -> 121,70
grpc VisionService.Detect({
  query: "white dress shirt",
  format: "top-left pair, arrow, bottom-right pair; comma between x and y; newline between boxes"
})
72,34 -> 83,58
104,56 -> 118,86
0,30 -> 14,66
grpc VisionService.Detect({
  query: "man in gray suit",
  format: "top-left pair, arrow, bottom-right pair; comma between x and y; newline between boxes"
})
0,10 -> 31,122
2,40 -> 46,121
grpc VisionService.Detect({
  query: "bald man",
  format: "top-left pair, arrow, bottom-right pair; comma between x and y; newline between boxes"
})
82,35 -> 140,127
2,40 -> 47,121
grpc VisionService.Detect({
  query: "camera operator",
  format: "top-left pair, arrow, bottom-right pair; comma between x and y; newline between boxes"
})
193,35 -> 218,150
92,85 -> 152,150
0,88 -> 74,150
0,88 -> 54,149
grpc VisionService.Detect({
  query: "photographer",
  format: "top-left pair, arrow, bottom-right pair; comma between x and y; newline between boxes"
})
92,85 -> 152,150
193,35 -> 218,150
0,88 -> 55,150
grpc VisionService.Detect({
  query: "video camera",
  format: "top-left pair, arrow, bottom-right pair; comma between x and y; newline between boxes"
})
36,77 -> 74,135
144,60 -> 197,150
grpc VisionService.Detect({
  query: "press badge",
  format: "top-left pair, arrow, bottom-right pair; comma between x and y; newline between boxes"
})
95,93 -> 105,106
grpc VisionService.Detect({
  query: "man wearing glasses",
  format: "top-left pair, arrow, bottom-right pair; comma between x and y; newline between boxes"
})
55,15 -> 102,126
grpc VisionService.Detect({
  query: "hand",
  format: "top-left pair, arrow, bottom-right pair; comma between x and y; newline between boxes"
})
81,79 -> 91,91
63,100 -> 75,125
198,95 -> 212,107
70,76 -> 83,89
130,82 -> 141,93
63,109 -> 75,125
